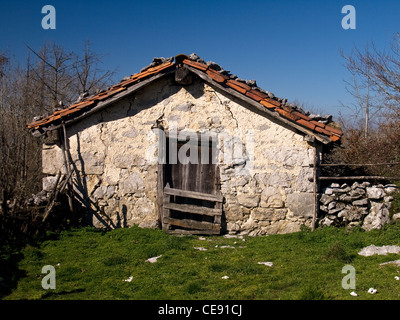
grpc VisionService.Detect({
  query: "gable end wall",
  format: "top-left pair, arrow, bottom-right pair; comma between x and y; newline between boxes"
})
42,76 -> 318,235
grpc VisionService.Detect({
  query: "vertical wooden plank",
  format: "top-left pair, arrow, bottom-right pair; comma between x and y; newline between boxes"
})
214,200 -> 222,224
157,163 -> 164,228
311,146 -> 319,231
184,161 -> 191,191
61,122 -> 76,218
213,176 -> 223,234
163,182 -> 171,231
199,142 -> 206,194
157,126 -> 166,229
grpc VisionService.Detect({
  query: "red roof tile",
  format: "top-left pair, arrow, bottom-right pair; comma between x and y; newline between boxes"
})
296,118 -> 316,131
310,120 -> 326,129
330,135 -> 341,142
225,79 -> 250,94
275,108 -> 289,118
27,54 -> 342,143
181,59 -> 208,71
292,111 -> 310,121
314,125 -> 334,136
206,68 -> 229,83
260,99 -> 276,109
276,108 -> 301,122
325,125 -> 343,136
245,89 -> 268,102
75,101 -> 95,110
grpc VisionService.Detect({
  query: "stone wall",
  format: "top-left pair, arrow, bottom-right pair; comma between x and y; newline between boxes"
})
41,75 -> 317,235
319,182 -> 399,230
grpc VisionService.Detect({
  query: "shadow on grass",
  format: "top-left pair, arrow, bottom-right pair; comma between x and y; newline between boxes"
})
0,250 -> 26,299
41,288 -> 86,299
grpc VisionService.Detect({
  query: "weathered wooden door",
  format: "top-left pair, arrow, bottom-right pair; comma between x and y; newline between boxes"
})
162,135 -> 222,234
167,139 -> 218,195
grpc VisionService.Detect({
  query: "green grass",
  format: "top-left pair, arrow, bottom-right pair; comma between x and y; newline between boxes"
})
2,223 -> 400,300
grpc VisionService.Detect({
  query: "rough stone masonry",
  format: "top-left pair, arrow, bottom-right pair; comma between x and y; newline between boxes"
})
319,181 -> 399,230
41,74 -> 319,235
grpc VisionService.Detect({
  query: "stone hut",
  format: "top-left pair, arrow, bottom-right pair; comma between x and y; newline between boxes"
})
27,54 -> 343,235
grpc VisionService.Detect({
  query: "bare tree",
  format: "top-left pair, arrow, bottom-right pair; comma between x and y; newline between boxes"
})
341,33 -> 400,136
0,53 -> 43,210
26,42 -> 76,112
72,41 -> 116,97
0,41 -> 116,211
340,46 -> 381,138
26,41 -> 116,113
327,34 -> 400,177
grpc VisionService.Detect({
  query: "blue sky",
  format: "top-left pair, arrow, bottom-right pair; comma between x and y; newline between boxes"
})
1,0 -> 400,118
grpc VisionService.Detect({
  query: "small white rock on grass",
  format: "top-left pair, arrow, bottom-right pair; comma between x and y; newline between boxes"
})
146,255 -> 162,263
194,247 -> 208,251
350,291 -> 358,297
257,262 -> 274,267
123,276 -> 133,282
223,234 -> 243,239
368,288 -> 377,294
221,275 -> 229,280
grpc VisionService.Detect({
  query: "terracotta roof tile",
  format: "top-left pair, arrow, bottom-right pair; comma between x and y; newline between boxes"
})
276,108 -> 301,122
75,103 -> 90,110
280,105 -> 295,114
275,108 -> 299,121
139,61 -> 175,76
330,135 -> 341,142
261,98 -> 281,108
260,99 -> 277,109
225,79 -> 251,94
324,125 -> 343,136
206,68 -> 229,83
292,111 -> 311,121
52,110 -> 64,116
182,59 -> 208,71
245,89 -> 268,102
310,120 -> 326,129
314,125 -> 334,136
296,118 -> 316,131
28,119 -> 45,128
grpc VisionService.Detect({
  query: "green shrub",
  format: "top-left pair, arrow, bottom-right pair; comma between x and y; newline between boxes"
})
323,242 -> 354,263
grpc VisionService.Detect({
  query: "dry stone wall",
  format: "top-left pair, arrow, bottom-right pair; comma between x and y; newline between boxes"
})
319,182 -> 399,230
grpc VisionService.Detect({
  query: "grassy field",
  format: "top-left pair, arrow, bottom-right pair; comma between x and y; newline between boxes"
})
2,222 -> 400,300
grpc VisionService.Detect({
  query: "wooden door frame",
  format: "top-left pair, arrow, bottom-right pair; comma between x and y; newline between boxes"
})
156,128 -> 220,230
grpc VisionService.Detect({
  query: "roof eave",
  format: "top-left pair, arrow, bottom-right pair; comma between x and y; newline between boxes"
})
28,68 -> 175,137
